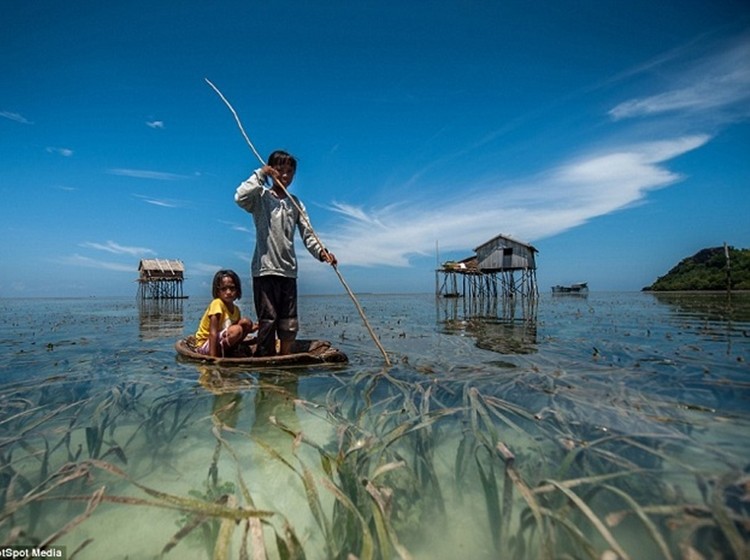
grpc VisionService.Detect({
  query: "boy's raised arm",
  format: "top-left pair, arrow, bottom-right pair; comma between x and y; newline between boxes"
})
235,168 -> 266,211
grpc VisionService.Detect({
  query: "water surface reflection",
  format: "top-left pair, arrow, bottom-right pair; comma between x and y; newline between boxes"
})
0,294 -> 747,559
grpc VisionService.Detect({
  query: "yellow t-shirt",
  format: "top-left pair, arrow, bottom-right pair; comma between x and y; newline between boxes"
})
194,298 -> 241,346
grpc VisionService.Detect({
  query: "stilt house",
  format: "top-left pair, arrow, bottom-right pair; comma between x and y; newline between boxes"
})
137,259 -> 187,300
475,234 -> 537,272
436,234 -> 538,300
475,234 -> 538,298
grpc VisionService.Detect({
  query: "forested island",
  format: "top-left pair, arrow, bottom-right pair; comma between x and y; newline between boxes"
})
643,246 -> 750,291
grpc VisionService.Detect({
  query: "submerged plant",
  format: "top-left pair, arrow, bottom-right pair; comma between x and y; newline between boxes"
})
2,298 -> 749,560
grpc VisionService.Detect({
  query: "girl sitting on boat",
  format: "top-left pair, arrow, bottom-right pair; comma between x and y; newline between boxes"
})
194,269 -> 256,357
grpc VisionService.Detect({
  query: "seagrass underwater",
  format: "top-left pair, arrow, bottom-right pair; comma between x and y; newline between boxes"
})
0,292 -> 748,559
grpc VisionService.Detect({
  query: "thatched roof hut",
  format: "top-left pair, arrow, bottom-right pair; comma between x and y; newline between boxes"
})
138,259 -> 185,280
137,259 -> 186,299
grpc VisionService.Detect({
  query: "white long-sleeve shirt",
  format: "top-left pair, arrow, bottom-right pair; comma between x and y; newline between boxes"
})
235,169 -> 324,278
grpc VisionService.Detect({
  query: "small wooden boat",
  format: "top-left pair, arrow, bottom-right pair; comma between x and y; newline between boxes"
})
175,336 -> 348,367
551,282 -> 589,295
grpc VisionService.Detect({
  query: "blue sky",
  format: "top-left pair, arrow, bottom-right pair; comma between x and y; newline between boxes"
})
2,1 -> 749,298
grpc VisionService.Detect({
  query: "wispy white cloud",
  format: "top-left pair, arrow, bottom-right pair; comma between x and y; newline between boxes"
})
323,135 -> 710,267
133,194 -> 182,208
0,111 -> 32,124
328,35 -> 738,272
80,240 -> 156,256
191,262 -> 227,276
56,254 -> 135,273
46,146 -> 74,157
220,219 -> 252,234
609,35 -> 750,120
108,168 -> 189,180
329,202 -> 387,227
146,120 -> 165,129
146,199 -> 177,208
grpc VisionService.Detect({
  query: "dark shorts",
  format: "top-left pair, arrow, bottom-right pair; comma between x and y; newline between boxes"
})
253,276 -> 298,355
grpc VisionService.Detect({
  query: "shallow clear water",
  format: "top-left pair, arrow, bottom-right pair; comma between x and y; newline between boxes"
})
1,292 -> 748,559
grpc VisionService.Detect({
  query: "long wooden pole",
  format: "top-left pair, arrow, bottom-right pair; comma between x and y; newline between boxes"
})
206,79 -> 391,366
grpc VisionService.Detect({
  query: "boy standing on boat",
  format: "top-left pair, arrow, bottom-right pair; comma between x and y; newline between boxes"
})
235,150 -> 337,356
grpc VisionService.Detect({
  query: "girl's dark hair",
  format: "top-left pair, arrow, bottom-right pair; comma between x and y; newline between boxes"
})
267,150 -> 297,170
212,269 -> 242,299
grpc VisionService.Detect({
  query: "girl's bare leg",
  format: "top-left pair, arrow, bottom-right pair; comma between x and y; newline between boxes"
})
224,324 -> 246,347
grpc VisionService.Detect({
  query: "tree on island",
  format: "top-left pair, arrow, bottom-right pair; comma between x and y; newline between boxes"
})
643,246 -> 750,291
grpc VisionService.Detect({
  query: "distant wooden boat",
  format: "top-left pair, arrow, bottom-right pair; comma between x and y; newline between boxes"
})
175,336 -> 348,367
551,282 -> 589,295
